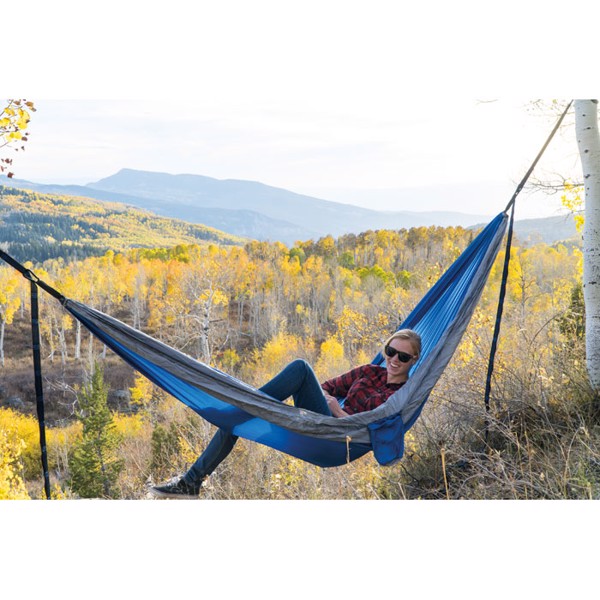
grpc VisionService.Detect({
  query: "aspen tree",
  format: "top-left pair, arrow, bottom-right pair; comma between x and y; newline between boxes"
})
0,268 -> 22,366
575,100 -> 600,391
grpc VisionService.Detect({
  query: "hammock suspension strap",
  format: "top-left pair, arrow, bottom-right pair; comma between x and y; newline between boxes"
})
484,101 -> 573,430
30,279 -> 52,499
0,249 -> 59,499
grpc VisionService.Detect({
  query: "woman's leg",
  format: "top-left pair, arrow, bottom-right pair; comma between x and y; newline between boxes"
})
260,359 -> 332,415
183,428 -> 239,486
180,359 -> 331,485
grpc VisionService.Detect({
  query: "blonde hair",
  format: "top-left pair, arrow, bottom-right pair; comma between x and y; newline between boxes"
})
383,329 -> 421,358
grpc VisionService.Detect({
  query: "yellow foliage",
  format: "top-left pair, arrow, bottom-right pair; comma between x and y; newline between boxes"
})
178,432 -> 202,466
334,306 -> 389,358
218,348 -> 241,372
346,455 -> 388,497
268,456 -> 309,498
561,182 -> 584,234
0,428 -> 30,499
0,409 -> 39,479
0,408 -> 82,481
243,332 -> 313,386
130,373 -> 154,410
48,483 -> 71,500
319,336 -> 345,360
0,268 -> 23,325
354,349 -> 372,366
1,99 -> 34,177
264,333 -> 300,370
47,421 -> 82,455
314,336 -> 350,380
112,413 -> 146,438
335,307 -> 369,351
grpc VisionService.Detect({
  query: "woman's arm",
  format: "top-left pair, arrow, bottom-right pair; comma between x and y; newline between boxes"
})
324,392 -> 350,418
322,366 -> 369,418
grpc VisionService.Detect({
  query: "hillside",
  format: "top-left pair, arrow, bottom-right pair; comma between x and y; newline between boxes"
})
0,185 -> 246,263
511,214 -> 579,245
1,170 -> 580,252
4,169 -> 492,245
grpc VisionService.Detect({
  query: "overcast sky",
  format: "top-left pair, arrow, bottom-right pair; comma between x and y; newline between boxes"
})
8,1 -> 592,222
10,97 -> 580,220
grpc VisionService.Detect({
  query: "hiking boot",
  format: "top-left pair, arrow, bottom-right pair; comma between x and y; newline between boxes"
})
149,477 -> 201,499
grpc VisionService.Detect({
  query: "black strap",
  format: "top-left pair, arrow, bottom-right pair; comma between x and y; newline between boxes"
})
0,249 -> 66,304
484,201 -> 515,418
30,280 -> 52,499
484,101 -> 573,430
0,249 -> 65,499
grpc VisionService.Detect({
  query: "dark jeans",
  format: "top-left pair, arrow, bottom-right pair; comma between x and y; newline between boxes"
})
183,359 -> 332,485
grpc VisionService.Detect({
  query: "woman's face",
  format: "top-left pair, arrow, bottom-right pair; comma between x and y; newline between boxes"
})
384,337 -> 417,383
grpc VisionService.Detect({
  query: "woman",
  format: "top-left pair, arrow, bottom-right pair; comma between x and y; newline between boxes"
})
150,329 -> 421,499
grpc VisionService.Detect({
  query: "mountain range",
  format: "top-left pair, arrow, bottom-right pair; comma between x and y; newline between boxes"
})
2,169 -> 579,246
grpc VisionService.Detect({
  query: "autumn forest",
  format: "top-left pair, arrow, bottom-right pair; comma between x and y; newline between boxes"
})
0,183 -> 595,500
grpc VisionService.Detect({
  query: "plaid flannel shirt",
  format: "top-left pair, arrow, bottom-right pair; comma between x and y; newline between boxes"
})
321,364 -> 405,415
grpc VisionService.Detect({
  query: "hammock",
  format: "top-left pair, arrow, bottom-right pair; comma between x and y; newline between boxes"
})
31,210 -> 505,468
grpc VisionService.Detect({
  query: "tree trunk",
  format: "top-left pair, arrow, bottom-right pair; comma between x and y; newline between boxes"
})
0,319 -> 5,366
75,320 -> 81,360
575,99 -> 600,391
199,300 -> 212,364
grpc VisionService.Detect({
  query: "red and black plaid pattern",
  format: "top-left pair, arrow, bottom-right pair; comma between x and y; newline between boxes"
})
321,364 -> 405,415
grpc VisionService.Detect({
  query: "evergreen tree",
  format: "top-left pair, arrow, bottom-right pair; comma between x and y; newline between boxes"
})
149,422 -> 181,481
69,365 -> 123,498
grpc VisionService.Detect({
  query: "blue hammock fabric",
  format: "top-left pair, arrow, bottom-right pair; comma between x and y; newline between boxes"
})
61,211 -> 508,467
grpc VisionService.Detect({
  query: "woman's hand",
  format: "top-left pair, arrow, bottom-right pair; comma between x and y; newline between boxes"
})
325,393 -> 349,418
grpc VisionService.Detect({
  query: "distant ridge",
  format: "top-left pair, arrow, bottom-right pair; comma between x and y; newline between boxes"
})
510,214 -> 579,245
1,169 -> 578,246
2,169 -> 490,244
0,185 -> 245,263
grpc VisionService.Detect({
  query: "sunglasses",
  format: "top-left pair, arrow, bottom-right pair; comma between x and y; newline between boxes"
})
384,345 -> 415,363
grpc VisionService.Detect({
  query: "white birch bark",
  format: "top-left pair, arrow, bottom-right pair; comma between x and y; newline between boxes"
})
575,99 -> 600,391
